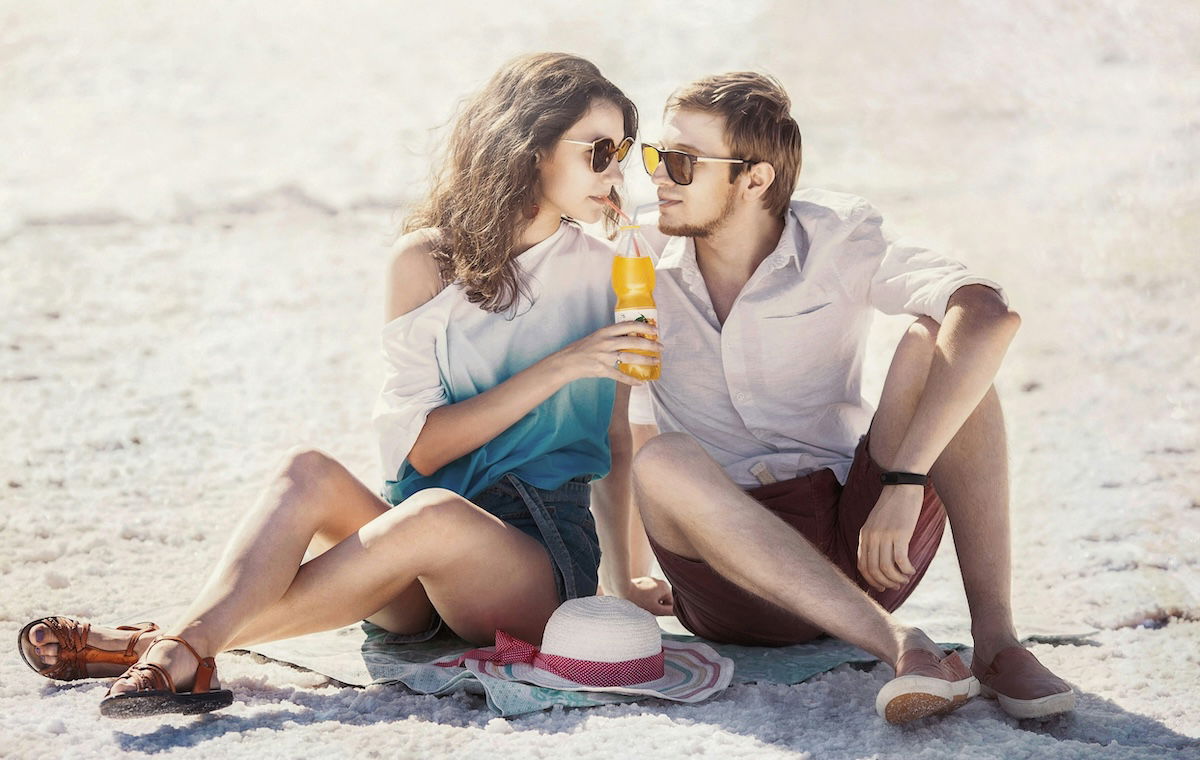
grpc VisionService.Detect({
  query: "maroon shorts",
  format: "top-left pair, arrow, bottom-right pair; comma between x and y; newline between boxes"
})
648,431 -> 947,646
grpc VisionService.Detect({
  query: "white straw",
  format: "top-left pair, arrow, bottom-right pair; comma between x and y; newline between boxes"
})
631,200 -> 669,226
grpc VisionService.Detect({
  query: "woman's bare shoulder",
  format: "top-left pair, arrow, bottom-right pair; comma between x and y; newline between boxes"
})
387,229 -> 450,321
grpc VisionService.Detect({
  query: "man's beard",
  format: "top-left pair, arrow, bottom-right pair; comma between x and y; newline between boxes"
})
658,185 -> 738,238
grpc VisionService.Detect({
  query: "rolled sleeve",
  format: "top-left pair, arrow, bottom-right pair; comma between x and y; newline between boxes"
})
371,311 -> 447,480
857,205 -> 1007,323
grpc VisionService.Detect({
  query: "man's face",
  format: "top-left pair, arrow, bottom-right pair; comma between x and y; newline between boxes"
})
651,108 -> 740,238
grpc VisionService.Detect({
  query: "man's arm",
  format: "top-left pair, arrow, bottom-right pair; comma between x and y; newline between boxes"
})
879,284 -> 1021,475
857,284 -> 1020,591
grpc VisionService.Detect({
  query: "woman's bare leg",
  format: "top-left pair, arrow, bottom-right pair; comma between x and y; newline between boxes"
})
164,448 -> 437,649
28,448 -> 432,674
627,422 -> 659,578
223,492 -> 561,647
106,482 -> 562,694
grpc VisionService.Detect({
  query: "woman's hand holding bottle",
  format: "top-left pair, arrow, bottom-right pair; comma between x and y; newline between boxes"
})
548,322 -> 663,386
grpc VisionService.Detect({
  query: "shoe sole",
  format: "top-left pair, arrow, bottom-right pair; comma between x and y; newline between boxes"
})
100,689 -> 234,719
876,674 -> 981,725
980,683 -> 1076,719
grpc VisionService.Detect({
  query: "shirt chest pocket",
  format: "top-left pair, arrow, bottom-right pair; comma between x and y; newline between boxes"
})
759,300 -> 837,340
763,301 -> 833,320
751,300 -> 844,389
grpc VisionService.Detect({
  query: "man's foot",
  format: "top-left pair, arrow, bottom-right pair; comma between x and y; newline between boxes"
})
971,646 -> 1075,719
19,618 -> 159,680
875,646 -> 980,725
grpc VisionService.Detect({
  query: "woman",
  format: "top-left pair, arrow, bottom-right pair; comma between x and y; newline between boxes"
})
18,52 -> 669,718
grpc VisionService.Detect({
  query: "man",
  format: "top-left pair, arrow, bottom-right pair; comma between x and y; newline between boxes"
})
621,72 -> 1074,724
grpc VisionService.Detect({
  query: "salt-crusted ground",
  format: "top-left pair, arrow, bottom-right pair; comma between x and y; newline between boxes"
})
2,1 -> 1197,758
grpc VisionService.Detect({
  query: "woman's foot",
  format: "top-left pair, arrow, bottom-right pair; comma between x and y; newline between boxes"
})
20,618 -> 159,680
101,635 -> 233,718
106,635 -> 221,698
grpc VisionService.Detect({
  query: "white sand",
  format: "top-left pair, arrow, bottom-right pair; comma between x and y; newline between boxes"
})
2,1 -> 1197,757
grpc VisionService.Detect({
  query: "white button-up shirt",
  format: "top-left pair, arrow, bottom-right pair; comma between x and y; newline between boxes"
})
642,188 -> 1006,487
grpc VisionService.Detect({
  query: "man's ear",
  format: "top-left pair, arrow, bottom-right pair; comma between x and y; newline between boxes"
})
742,162 -> 776,202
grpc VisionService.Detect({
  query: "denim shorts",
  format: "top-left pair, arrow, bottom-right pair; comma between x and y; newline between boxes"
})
474,474 -> 601,602
377,473 -> 601,645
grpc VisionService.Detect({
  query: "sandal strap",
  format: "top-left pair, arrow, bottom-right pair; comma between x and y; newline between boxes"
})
108,661 -> 174,696
144,636 -> 219,694
115,623 -> 159,658
20,618 -> 160,681
33,617 -> 90,681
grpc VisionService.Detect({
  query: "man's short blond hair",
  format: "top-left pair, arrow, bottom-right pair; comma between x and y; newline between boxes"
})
666,72 -> 802,218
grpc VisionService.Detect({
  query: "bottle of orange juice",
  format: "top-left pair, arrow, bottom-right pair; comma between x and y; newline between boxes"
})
612,208 -> 661,381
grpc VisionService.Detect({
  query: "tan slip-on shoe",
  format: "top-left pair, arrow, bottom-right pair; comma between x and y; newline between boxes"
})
972,646 -> 1076,719
875,649 -> 980,724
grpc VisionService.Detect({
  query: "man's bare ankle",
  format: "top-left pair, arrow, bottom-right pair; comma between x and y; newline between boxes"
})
969,629 -> 1021,665
890,626 -> 941,666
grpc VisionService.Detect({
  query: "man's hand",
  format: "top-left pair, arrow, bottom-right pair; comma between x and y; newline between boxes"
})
856,485 -> 923,592
602,576 -> 675,616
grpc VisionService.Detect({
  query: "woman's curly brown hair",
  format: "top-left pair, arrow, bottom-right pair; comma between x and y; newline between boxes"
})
404,52 -> 637,314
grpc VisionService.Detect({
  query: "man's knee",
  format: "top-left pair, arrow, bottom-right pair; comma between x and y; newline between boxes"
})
633,433 -> 704,488
877,317 -> 940,413
632,432 -> 708,521
633,432 -> 703,472
903,316 -> 939,349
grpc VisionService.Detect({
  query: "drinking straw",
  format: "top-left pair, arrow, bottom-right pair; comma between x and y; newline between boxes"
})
632,200 -> 669,226
601,196 -> 632,222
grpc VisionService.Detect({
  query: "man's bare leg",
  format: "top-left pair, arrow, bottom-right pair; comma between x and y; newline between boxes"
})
633,436 -> 940,666
870,317 -> 1020,665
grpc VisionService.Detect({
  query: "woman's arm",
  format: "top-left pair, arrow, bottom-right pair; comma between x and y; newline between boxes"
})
388,235 -> 661,477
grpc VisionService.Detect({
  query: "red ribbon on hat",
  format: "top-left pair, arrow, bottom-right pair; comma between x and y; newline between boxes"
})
439,630 -> 666,687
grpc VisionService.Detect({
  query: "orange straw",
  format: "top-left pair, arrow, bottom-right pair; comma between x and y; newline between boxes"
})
601,196 -> 632,223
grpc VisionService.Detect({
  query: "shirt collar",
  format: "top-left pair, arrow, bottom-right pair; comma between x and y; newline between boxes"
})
657,204 -> 809,279
766,206 -> 808,275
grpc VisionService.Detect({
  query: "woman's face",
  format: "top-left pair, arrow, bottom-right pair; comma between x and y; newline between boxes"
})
537,99 -> 627,224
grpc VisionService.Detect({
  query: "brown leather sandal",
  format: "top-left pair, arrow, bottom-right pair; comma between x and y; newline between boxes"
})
99,636 -> 234,718
18,617 -> 159,681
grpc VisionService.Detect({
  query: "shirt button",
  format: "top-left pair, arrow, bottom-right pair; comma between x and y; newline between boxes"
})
735,392 -> 748,402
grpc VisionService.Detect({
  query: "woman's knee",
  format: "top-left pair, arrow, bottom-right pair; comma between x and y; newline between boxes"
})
268,447 -> 356,530
368,488 -> 481,547
278,446 -> 342,489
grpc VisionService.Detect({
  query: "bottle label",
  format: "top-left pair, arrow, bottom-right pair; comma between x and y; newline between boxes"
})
614,308 -> 657,325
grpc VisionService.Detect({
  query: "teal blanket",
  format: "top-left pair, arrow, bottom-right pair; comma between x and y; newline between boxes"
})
244,621 -> 960,717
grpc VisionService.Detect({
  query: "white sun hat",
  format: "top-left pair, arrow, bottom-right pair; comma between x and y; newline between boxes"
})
437,596 -> 733,702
